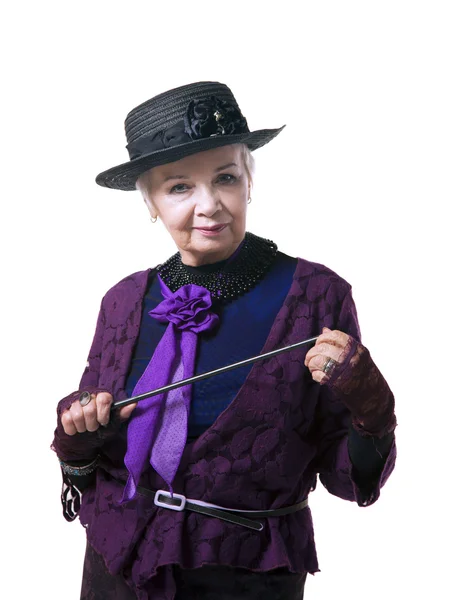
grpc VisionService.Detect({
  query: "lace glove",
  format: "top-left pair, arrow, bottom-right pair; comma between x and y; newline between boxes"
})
51,385 -> 123,462
51,385 -> 128,522
306,328 -> 397,439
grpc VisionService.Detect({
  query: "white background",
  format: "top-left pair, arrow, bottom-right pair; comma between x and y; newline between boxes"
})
1,1 -> 449,598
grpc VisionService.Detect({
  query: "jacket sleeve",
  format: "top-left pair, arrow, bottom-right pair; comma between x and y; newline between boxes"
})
314,284 -> 397,507
50,296 -> 119,463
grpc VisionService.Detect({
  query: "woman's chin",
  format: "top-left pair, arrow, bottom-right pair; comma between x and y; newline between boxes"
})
193,228 -> 231,247
184,232 -> 241,265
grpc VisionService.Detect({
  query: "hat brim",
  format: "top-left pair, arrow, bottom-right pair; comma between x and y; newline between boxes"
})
95,126 -> 285,191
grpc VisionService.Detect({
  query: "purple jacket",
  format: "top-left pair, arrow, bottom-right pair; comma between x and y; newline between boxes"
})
52,257 -> 396,600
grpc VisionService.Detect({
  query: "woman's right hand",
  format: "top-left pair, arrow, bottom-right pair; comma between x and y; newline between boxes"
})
61,392 -> 136,435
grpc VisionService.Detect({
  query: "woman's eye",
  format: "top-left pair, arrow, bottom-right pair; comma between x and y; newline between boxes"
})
217,174 -> 237,184
170,184 -> 189,194
169,174 -> 237,193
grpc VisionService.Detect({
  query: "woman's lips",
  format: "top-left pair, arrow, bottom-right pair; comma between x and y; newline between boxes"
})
194,224 -> 228,236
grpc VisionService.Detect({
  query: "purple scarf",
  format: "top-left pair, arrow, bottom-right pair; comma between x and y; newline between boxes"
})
122,275 -> 219,502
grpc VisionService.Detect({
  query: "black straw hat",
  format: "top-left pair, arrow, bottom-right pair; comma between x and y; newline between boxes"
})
95,81 -> 285,191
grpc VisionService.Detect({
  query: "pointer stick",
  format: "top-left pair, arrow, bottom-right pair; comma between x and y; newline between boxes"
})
112,335 -> 319,410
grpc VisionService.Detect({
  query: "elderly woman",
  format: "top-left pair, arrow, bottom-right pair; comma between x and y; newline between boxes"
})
51,81 -> 397,600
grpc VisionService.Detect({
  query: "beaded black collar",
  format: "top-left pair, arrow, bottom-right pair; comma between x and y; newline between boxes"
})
157,232 -> 278,304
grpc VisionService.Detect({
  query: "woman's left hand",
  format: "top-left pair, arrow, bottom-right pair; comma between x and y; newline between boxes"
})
304,327 -> 350,384
304,327 -> 397,437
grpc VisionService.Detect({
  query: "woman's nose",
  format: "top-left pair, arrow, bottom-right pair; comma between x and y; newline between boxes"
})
194,187 -> 222,217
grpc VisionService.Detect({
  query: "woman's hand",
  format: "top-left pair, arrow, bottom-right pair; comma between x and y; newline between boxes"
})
305,327 -> 397,437
304,327 -> 351,384
61,392 -> 136,435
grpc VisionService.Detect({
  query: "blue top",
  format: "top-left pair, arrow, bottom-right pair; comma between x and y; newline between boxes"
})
125,251 -> 298,441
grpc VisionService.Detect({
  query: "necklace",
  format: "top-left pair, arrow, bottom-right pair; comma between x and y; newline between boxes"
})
157,232 -> 278,304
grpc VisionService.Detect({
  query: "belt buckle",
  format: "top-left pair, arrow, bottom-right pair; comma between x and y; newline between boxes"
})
154,490 -> 186,512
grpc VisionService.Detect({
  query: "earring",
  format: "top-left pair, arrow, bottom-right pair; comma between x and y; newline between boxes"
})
150,216 -> 157,223
247,196 -> 252,204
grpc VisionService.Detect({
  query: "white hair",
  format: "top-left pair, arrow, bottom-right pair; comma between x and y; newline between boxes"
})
136,143 -> 255,206
240,143 -> 256,188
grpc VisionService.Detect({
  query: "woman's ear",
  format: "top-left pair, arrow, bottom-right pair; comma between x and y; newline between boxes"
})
141,190 -> 158,220
137,173 -> 158,219
147,202 -> 158,221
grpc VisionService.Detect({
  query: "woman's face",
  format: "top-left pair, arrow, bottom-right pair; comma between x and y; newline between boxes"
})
140,144 -> 250,266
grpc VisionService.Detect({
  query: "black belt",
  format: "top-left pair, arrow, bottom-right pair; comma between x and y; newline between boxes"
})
125,482 -> 308,532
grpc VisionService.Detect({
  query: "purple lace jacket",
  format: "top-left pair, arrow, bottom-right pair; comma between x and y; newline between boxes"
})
51,257 -> 397,600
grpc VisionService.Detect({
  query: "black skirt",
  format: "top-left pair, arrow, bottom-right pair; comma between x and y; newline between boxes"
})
80,541 -> 307,600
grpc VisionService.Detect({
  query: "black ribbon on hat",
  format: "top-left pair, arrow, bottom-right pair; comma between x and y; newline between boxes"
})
126,96 -> 250,160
